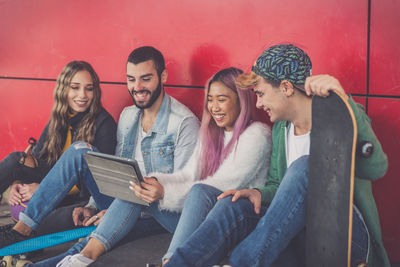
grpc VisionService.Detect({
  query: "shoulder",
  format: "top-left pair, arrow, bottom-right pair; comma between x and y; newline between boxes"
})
271,121 -> 287,136
165,95 -> 200,131
168,95 -> 198,120
96,108 -> 116,123
120,104 -> 138,117
238,122 -> 272,146
118,104 -> 139,123
243,121 -> 271,136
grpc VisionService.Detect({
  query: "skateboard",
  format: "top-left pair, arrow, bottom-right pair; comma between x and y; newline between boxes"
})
306,91 -> 357,267
0,226 -> 96,266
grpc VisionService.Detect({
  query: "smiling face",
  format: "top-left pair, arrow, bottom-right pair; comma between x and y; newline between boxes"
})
126,60 -> 166,109
207,81 -> 240,131
67,70 -> 94,114
253,78 -> 289,123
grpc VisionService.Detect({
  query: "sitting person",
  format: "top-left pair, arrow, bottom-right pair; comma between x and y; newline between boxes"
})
34,67 -> 272,267
163,44 -> 390,267
0,46 -> 200,262
0,60 -> 117,228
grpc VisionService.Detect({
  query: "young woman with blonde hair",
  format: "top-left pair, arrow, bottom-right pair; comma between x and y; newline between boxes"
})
0,60 -> 117,225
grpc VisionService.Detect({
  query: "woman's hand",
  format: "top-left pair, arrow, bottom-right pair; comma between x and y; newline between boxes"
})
8,183 -> 23,206
84,210 -> 107,226
129,177 -> 164,203
72,207 -> 97,226
19,183 -> 39,202
217,188 -> 262,214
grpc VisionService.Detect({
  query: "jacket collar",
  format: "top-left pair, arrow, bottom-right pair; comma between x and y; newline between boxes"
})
145,92 -> 170,135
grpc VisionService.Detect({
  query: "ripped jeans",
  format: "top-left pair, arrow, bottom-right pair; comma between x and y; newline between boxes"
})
19,142 -> 114,230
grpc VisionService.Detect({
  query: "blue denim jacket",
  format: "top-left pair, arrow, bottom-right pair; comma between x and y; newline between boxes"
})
116,93 -> 200,175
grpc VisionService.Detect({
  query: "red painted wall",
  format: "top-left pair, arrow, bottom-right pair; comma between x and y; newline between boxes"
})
369,0 -> 400,260
0,0 -> 398,262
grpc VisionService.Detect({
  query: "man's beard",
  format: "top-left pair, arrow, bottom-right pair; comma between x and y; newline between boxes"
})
130,80 -> 163,109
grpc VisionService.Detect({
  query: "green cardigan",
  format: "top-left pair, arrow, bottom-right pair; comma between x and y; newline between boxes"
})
255,97 -> 390,267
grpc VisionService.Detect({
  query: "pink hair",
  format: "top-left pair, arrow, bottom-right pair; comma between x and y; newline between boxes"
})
199,67 -> 254,180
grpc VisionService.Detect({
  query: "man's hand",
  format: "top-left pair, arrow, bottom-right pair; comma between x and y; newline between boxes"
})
305,75 -> 348,100
8,183 -> 23,206
19,183 -> 39,202
217,189 -> 262,214
72,207 -> 96,226
84,210 -> 107,226
129,177 -> 164,203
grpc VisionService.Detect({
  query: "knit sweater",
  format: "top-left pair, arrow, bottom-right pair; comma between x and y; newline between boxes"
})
152,122 -> 272,212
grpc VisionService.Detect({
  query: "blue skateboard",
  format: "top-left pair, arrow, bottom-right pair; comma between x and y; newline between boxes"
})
0,226 -> 96,266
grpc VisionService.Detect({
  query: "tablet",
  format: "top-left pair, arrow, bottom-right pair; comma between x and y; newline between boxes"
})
83,151 -> 149,206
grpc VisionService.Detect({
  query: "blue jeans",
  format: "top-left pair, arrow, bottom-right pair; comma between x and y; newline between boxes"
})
163,184 -> 222,261
19,142 -> 114,229
88,198 -> 180,251
27,217 -> 167,267
28,199 -> 181,266
165,156 -> 369,267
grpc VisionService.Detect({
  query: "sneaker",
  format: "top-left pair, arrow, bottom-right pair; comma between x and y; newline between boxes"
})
56,254 -> 94,267
0,229 -> 33,248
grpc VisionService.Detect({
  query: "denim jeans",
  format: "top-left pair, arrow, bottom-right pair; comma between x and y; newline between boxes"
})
27,217 -> 168,267
28,198 -> 180,266
163,184 -> 222,261
165,156 -> 369,267
19,142 -> 114,230
88,198 -> 181,251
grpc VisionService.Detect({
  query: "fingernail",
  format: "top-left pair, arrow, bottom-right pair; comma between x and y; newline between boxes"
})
129,186 -> 134,191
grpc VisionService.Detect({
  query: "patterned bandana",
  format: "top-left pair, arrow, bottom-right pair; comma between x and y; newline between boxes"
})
252,44 -> 312,85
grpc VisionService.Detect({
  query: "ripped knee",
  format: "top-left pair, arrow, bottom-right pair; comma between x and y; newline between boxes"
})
72,141 -> 94,151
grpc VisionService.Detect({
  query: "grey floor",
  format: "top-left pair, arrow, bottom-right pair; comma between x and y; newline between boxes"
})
0,201 -> 399,267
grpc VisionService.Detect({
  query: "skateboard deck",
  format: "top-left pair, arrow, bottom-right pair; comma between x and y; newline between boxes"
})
0,226 -> 96,256
306,91 -> 357,267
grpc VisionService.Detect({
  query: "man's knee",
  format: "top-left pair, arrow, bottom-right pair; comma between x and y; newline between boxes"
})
285,155 -> 309,186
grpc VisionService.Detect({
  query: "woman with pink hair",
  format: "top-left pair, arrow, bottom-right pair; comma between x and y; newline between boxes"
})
154,67 -> 272,266
53,67 -> 272,267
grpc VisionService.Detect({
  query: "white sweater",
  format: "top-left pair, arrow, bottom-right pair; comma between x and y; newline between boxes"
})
151,122 -> 272,212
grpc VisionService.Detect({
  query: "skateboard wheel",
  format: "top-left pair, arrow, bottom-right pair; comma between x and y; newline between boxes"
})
358,141 -> 374,158
0,256 -> 12,266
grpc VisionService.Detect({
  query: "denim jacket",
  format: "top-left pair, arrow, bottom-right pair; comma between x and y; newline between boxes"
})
116,93 -> 200,175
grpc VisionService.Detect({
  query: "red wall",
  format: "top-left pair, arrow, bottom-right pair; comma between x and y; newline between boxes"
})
0,0 -> 399,262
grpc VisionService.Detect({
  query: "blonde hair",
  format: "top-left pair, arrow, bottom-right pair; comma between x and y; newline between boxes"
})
236,71 -> 261,90
40,61 -> 102,164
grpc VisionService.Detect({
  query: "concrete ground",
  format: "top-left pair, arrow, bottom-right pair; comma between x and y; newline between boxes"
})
0,199 -> 173,266
1,201 -> 399,267
0,201 -> 79,264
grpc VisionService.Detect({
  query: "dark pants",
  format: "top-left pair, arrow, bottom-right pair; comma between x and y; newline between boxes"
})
1,151 -> 90,235
35,201 -> 88,236
0,151 -> 50,194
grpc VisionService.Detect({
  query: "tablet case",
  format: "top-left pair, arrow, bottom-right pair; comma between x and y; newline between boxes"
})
84,151 -> 149,206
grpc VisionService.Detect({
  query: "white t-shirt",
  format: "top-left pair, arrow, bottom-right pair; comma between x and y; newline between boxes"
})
286,122 -> 310,168
134,126 -> 147,176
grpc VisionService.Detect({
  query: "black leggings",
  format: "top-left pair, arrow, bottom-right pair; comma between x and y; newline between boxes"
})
0,151 -> 50,194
